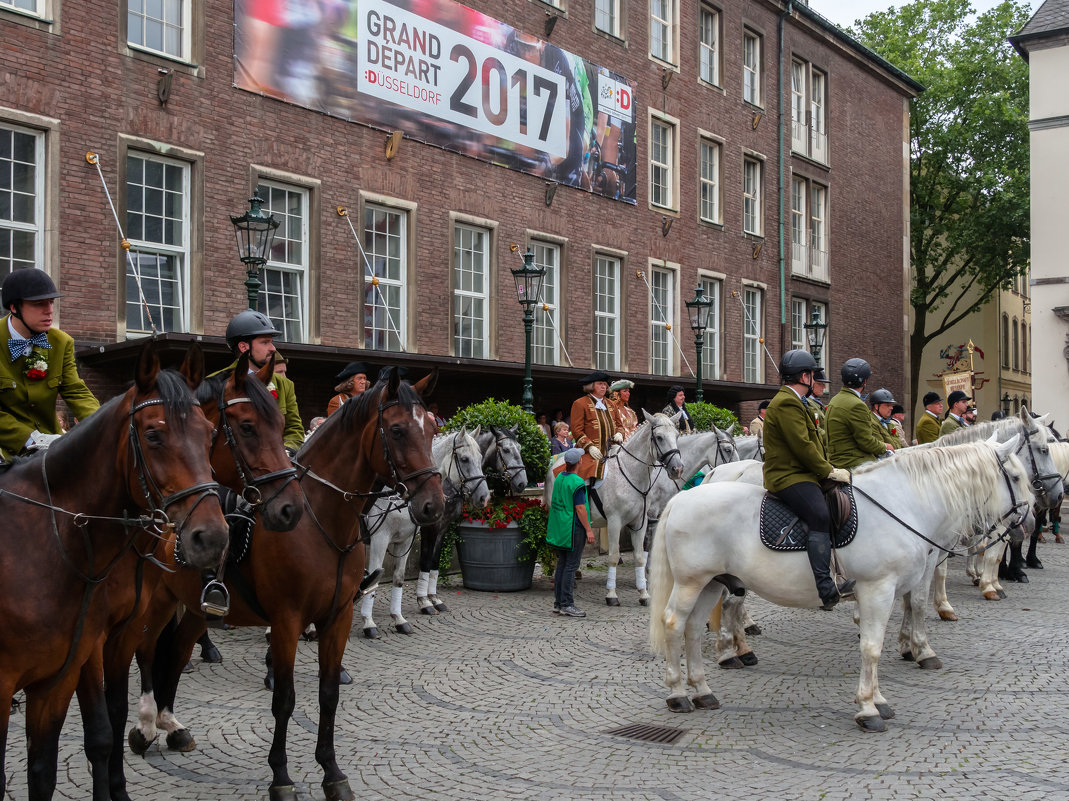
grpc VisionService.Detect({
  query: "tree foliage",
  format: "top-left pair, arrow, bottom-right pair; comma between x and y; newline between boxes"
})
849,0 -> 1031,401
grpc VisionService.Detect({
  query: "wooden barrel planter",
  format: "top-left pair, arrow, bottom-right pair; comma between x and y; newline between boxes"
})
455,521 -> 535,592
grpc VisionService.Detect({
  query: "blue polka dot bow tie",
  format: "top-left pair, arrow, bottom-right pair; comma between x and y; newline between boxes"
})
8,332 -> 50,361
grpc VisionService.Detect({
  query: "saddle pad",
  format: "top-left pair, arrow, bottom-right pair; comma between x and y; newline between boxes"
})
220,488 -> 255,566
759,485 -> 859,551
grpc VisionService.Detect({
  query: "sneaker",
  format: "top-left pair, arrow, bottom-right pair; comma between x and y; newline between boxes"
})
560,605 -> 587,618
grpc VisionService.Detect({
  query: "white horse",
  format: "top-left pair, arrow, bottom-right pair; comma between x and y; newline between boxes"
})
544,411 -> 685,606
649,435 -> 1034,731
359,429 -> 489,637
734,434 -> 763,462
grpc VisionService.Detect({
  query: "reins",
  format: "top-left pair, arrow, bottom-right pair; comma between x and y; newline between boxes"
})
605,419 -> 683,532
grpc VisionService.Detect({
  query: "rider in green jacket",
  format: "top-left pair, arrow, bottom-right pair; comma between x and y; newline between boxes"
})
826,358 -> 893,470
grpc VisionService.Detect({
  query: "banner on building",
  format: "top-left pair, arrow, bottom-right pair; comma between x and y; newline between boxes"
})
234,0 -> 638,204
942,371 -> 974,400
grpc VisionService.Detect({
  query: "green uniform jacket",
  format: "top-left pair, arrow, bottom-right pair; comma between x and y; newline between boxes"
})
547,471 -> 588,548
915,411 -> 941,445
762,385 -> 833,493
826,389 -> 887,470
0,317 -> 100,460
876,416 -> 901,449
215,360 -> 305,451
939,415 -> 966,438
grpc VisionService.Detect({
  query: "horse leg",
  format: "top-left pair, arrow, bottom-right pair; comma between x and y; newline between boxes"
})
314,606 -> 355,801
389,585 -> 411,635
152,612 -> 203,752
358,589 -> 380,639
265,619 -> 301,801
898,592 -> 914,660
23,683 -> 74,801
853,582 -> 896,731
75,649 -> 113,801
630,518 -> 650,605
724,594 -> 756,666
0,683 -> 11,799
684,584 -> 725,710
981,540 -> 1008,600
662,581 -> 706,712
904,574 -> 941,670
930,557 -> 957,620
416,523 -> 443,615
741,605 -> 761,636
605,516 -> 621,607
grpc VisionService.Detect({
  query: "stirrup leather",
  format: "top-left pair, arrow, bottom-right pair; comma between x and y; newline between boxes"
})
200,579 -> 231,616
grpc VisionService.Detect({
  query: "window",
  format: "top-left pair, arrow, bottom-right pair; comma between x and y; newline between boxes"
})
790,177 -> 806,275
698,138 -> 720,224
127,0 -> 190,60
650,0 -> 675,64
594,254 -> 620,371
1021,325 -> 1028,372
699,5 -> 720,86
699,276 -> 721,380
595,0 -> 619,36
790,58 -> 828,162
650,266 -> 675,375
810,69 -> 827,162
1001,314 -> 1010,368
531,241 -> 560,365
125,152 -> 189,334
363,203 -> 408,351
742,157 -> 762,235
251,181 -> 308,343
0,123 -> 44,279
790,176 -> 829,280
810,184 -> 828,281
743,29 -> 761,106
790,298 -> 806,352
650,116 -> 677,210
1012,319 -> 1019,371
453,223 -> 489,358
2,0 -> 43,15
791,60 -> 807,152
742,287 -> 763,383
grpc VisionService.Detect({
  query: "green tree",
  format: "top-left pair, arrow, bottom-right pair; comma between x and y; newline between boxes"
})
849,0 -> 1031,403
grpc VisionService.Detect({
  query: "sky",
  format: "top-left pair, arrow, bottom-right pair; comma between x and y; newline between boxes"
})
811,0 -> 1035,29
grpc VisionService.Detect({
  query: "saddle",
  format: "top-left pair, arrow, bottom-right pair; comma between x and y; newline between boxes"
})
219,487 -> 256,566
759,482 -> 858,551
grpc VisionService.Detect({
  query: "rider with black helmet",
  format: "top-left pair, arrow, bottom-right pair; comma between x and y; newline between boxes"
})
763,349 -> 855,611
826,358 -> 894,470
218,309 -> 304,453
868,387 -> 903,450
0,268 -> 99,460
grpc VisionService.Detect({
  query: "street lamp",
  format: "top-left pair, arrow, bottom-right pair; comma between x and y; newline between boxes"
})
684,286 -> 713,402
1002,392 -> 1012,416
803,307 -> 828,366
510,248 -> 546,414
230,189 -> 280,311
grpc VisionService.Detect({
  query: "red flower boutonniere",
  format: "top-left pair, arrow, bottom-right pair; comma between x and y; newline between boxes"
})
24,350 -> 49,381
267,381 -> 279,399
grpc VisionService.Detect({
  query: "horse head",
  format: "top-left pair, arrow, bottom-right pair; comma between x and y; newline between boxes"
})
123,342 -> 228,571
485,425 -> 528,495
1018,407 -> 1064,511
642,410 -> 685,480
197,352 -> 302,532
441,427 -> 490,510
990,433 -> 1037,535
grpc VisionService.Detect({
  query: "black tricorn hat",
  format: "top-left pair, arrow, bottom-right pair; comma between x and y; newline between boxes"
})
579,370 -> 611,385
335,361 -> 370,382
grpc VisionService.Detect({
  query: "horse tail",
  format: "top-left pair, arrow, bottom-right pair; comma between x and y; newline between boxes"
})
648,496 -> 677,655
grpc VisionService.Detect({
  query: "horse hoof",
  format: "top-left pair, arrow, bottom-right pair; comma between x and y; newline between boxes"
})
996,588 -> 1007,599
856,715 -> 887,732
264,673 -> 274,692
718,657 -> 744,670
917,656 -> 943,670
300,628 -> 318,642
419,604 -> 438,616
692,693 -> 721,710
901,651 -> 914,662
983,591 -> 1000,600
937,610 -> 958,621
739,652 -> 759,667
200,644 -> 222,664
182,661 -> 194,674
268,785 -> 298,801
323,778 -> 356,801
605,597 -> 620,607
875,703 -> 896,720
744,624 -> 762,636
1016,573 -> 1030,584
666,696 -> 694,713
1026,559 -> 1044,570
165,729 -> 196,752
339,668 -> 353,685
395,622 -> 412,635
639,597 -> 649,607
362,626 -> 380,639
972,578 -> 980,586
128,727 -> 157,756
432,600 -> 449,612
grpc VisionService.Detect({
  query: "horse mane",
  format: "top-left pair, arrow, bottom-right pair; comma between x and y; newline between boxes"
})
196,370 -> 281,425
853,440 -> 1032,533
1050,441 -> 1069,476
935,416 -> 1020,446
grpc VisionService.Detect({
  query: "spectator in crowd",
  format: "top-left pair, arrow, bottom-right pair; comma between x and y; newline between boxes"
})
662,385 -> 693,434
749,400 -> 770,438
547,447 -> 595,618
608,379 -> 639,440
536,412 -> 552,438
550,421 -> 573,455
327,361 -> 370,416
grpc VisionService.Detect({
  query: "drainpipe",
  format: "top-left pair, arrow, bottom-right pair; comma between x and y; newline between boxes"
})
777,2 -> 793,340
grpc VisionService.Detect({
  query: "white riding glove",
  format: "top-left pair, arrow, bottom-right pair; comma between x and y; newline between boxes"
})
26,430 -> 62,451
587,446 -> 603,461
827,468 -> 851,484
612,432 -> 624,444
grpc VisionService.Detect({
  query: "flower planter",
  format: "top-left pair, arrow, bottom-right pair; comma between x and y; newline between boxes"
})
455,521 -> 535,592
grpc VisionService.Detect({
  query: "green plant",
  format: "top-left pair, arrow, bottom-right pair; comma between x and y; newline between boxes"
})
685,401 -> 743,435
443,398 -> 551,497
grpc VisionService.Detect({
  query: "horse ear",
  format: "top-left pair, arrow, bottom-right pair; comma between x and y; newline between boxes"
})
995,434 -> 1021,460
386,366 -> 401,397
642,408 -> 654,423
471,424 -> 481,439
253,352 -> 274,386
135,341 -> 161,394
178,341 -> 205,390
413,367 -> 438,398
508,424 -> 519,438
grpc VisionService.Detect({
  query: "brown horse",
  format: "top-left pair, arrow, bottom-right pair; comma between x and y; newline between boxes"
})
127,367 -> 445,801
83,352 -> 303,801
0,344 -> 229,801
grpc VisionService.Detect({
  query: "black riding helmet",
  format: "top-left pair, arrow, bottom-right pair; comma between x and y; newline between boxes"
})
841,358 -> 871,389
868,388 -> 897,406
2,268 -> 62,312
779,349 -> 817,382
225,309 -> 280,352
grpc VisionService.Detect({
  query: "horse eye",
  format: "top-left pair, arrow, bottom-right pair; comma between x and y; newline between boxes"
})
391,424 -> 404,439
240,422 -> 255,436
145,429 -> 163,445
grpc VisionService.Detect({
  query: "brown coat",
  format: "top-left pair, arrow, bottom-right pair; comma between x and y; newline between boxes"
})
569,394 -> 616,480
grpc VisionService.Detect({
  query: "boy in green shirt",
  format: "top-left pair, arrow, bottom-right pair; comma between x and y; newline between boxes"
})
548,448 -> 595,617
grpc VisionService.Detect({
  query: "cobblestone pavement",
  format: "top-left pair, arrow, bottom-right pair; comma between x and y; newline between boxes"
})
8,542 -> 1069,801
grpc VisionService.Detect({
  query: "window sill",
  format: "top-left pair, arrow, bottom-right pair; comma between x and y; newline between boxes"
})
743,99 -> 765,113
698,218 -> 724,232
649,55 -> 680,73
790,150 -> 830,171
593,27 -> 626,46
1,6 -> 56,32
123,44 -> 202,77
698,78 -> 725,95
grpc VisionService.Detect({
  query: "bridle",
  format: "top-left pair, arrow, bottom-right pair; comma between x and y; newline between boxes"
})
1013,424 -> 1061,505
484,429 -> 526,488
444,431 -> 489,503
611,418 -> 682,498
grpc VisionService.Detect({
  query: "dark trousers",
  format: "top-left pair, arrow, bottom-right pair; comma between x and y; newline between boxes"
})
553,527 -> 585,608
772,481 -> 831,534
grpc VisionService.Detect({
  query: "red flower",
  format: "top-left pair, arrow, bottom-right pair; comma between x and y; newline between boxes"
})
270,389 -> 279,399
26,368 -> 47,381
462,497 -> 543,529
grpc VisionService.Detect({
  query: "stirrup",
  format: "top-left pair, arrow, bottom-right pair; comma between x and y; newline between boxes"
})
200,580 -> 230,617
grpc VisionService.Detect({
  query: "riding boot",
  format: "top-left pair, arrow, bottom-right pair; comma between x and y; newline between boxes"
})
1026,531 -> 1044,570
807,531 -> 854,611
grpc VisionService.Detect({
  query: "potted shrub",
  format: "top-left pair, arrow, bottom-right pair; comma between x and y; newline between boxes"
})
440,399 -> 552,591
685,401 -> 743,434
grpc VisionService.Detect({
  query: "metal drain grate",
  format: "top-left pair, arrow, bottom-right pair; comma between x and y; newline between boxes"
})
606,722 -> 687,744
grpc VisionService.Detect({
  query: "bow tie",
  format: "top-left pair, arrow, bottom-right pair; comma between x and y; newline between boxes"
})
9,332 -> 50,361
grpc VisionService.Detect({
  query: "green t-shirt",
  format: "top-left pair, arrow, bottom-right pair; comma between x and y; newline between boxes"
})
547,471 -> 589,549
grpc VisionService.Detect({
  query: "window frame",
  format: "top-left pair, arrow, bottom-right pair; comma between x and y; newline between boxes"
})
249,179 -> 310,344
649,112 -> 679,212
0,121 -> 46,279
649,262 -> 678,376
742,29 -> 762,107
451,219 -> 493,359
1012,318 -> 1020,371
594,0 -> 621,38
530,239 -> 561,366
810,67 -> 827,163
742,156 -> 763,236
698,135 -> 721,225
649,0 -> 678,66
791,58 -> 808,153
742,285 -> 763,383
593,252 -> 622,371
790,176 -> 807,275
698,4 -> 720,87
126,0 -> 193,63
362,201 -> 411,353
698,274 -> 722,380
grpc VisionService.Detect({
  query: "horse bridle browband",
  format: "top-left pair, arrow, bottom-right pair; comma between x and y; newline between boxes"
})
213,386 -> 298,508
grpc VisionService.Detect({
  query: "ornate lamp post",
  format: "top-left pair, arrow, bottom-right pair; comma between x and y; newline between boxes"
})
803,307 -> 828,366
230,189 -> 280,310
684,286 -> 713,402
510,248 -> 546,414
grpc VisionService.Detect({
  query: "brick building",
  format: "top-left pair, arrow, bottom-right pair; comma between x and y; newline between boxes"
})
1,0 -> 919,425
